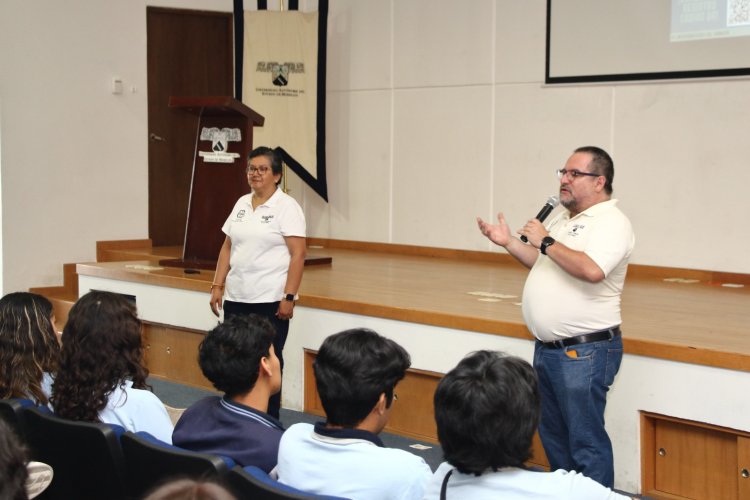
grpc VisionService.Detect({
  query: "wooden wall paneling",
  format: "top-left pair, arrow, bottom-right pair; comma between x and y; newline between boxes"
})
143,323 -> 212,391
642,411 -> 750,500
738,437 -> 750,499
653,418 -> 737,500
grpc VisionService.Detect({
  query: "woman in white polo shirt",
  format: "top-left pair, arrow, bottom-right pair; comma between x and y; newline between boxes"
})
209,146 -> 306,418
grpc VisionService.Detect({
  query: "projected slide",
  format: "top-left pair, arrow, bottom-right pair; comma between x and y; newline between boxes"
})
547,0 -> 750,83
672,0 -> 750,41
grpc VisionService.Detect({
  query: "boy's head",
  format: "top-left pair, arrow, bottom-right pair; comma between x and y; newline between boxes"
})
199,314 -> 279,399
434,350 -> 539,475
313,328 -> 410,429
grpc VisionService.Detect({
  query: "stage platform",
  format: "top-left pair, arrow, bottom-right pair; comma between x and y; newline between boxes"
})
79,239 -> 750,373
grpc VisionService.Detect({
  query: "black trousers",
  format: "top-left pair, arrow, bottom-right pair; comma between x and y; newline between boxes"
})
222,300 -> 289,419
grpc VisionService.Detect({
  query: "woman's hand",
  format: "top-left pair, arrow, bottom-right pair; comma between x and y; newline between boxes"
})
276,299 -> 294,320
209,287 -> 224,317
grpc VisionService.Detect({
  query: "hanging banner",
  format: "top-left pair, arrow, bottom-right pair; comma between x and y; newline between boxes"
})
237,1 -> 328,201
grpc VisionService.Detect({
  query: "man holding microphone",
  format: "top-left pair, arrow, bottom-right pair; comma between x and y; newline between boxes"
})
477,146 -> 634,488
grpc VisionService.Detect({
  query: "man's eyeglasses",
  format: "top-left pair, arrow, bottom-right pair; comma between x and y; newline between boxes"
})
556,168 -> 600,180
248,166 -> 270,174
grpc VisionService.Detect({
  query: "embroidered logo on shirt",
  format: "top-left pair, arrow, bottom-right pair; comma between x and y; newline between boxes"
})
236,209 -> 246,220
568,224 -> 585,237
261,215 -> 274,224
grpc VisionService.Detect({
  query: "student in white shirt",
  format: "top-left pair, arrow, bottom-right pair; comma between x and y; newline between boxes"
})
276,328 -> 432,500
424,351 -> 630,500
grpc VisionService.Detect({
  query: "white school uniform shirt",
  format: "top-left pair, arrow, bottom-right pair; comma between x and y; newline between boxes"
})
98,380 -> 174,444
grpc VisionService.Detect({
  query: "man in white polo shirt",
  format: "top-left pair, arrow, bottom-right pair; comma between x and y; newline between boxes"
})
477,146 -> 634,488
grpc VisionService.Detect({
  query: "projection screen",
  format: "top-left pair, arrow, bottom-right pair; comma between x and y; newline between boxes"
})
546,0 -> 750,84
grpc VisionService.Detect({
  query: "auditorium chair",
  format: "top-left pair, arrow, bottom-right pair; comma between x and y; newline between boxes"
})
22,405 -> 127,500
0,398 -> 33,440
226,465 -> 351,500
120,431 -> 234,498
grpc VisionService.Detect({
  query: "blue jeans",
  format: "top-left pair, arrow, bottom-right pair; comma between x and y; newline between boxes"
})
533,335 -> 623,488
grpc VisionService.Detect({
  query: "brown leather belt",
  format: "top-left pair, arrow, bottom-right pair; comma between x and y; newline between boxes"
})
542,326 -> 621,349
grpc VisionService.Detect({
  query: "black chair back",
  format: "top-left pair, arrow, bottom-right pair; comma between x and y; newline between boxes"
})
226,465 -> 351,500
22,406 -> 127,500
120,431 -> 232,498
0,398 -> 32,440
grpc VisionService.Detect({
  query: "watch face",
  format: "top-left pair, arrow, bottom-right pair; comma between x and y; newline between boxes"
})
541,236 -> 555,254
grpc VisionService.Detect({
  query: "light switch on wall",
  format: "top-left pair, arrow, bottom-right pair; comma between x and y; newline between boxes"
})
112,77 -> 123,95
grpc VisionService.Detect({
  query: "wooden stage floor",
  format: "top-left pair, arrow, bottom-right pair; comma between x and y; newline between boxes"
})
86,240 -> 750,373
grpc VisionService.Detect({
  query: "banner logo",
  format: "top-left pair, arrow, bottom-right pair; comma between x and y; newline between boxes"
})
256,61 -> 305,88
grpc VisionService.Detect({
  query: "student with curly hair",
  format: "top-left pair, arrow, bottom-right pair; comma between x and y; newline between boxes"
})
51,291 -> 173,442
0,292 -> 60,406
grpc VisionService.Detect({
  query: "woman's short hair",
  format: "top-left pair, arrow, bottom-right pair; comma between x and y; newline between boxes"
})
51,291 -> 149,422
0,292 -> 60,405
247,146 -> 283,185
434,350 -> 540,475
313,328 -> 410,427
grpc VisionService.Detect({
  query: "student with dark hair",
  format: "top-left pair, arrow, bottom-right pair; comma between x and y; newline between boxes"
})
51,291 -> 173,442
0,292 -> 60,406
425,350 -> 629,499
276,328 -> 432,500
172,314 -> 283,472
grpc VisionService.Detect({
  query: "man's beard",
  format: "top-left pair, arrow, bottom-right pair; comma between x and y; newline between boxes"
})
560,194 -> 576,212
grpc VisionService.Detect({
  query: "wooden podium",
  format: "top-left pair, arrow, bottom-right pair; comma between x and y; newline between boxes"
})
161,96 -> 264,270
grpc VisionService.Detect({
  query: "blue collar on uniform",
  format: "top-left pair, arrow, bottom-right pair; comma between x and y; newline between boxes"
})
221,396 -> 285,430
313,421 -> 385,447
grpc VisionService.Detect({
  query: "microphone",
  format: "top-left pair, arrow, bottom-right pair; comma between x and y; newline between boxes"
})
520,195 -> 560,243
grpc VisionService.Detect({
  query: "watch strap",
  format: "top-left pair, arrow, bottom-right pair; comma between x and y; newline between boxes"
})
540,237 -> 555,255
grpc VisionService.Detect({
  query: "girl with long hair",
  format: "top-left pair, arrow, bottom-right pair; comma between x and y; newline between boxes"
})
51,291 -> 173,442
0,292 -> 60,406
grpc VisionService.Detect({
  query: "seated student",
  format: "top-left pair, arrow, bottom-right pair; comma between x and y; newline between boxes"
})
0,292 -> 61,407
276,328 -> 432,500
51,291 -> 173,443
172,315 -> 284,472
425,350 -> 630,500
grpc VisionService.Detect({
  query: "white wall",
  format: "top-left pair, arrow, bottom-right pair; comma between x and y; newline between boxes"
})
3,0 -> 750,287
0,0 -> 233,294
305,0 -> 750,273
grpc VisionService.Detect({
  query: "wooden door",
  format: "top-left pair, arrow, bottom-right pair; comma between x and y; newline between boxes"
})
739,437 -> 750,500
653,418 -> 738,500
146,7 -> 233,247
